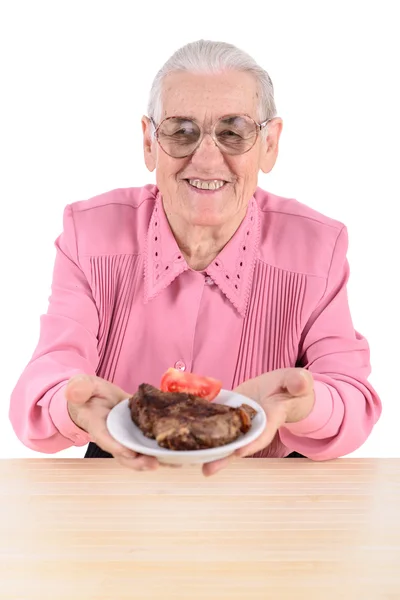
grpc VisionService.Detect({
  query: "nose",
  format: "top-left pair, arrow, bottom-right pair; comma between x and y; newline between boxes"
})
190,132 -> 225,167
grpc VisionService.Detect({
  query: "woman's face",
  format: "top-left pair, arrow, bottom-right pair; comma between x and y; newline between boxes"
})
142,70 -> 282,228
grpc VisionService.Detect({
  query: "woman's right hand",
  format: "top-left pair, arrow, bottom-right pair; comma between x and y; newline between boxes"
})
65,374 -> 159,471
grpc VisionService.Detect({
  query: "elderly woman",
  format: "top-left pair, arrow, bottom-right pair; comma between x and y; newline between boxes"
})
9,39 -> 381,475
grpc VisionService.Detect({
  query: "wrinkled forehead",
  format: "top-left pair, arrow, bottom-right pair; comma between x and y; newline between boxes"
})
160,70 -> 260,123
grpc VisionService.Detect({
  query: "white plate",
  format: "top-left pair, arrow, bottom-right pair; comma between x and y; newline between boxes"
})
106,389 -> 266,465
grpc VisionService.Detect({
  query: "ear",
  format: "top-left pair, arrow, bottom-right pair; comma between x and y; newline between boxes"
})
141,116 -> 156,172
259,118 -> 283,174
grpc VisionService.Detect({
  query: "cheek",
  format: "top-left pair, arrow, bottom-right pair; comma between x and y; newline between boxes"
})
228,154 -> 259,184
155,168 -> 176,196
156,155 -> 186,185
234,168 -> 258,190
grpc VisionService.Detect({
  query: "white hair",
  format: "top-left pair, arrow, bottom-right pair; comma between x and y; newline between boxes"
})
147,39 -> 277,140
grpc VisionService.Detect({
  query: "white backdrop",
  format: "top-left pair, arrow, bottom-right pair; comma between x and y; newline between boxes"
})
1,0 -> 398,459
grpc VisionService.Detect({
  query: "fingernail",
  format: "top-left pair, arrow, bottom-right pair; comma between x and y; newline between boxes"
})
69,374 -> 88,386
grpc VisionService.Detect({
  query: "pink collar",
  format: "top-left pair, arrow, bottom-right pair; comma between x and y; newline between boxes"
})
144,193 -> 260,317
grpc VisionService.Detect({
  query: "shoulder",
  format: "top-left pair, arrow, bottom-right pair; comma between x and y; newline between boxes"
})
65,184 -> 158,256
254,187 -> 347,277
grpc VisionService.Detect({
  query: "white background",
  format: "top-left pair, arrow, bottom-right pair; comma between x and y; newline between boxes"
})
0,0 -> 398,459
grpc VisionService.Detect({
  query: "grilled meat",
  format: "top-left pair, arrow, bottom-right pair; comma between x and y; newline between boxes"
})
129,383 -> 256,450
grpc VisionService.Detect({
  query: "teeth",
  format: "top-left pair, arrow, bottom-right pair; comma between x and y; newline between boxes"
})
188,179 -> 225,190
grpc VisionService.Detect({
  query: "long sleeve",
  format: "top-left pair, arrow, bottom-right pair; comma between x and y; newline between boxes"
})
279,225 -> 382,459
9,204 -> 99,453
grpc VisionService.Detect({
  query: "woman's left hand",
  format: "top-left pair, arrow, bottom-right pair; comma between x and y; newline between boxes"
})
202,368 -> 315,476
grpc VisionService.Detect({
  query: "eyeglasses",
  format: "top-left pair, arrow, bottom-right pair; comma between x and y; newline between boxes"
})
150,114 -> 272,158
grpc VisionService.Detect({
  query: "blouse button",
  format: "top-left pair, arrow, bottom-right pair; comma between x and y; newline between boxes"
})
204,275 -> 214,286
174,360 -> 186,371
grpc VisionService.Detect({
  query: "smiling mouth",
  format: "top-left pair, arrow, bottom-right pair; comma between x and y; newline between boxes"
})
185,178 -> 227,191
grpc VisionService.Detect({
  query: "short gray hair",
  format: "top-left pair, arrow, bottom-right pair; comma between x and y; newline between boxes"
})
147,39 -> 277,138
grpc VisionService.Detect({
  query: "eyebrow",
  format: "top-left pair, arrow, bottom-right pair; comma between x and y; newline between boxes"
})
162,113 -> 252,122
163,115 -> 200,121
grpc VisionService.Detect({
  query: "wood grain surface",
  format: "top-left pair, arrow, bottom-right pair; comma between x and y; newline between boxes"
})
1,458 -> 399,599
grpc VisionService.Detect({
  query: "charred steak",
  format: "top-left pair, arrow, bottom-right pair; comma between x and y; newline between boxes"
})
128,383 -> 257,450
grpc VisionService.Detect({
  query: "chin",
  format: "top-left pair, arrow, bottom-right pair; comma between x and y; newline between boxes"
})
186,210 -> 226,227
183,197 -> 233,227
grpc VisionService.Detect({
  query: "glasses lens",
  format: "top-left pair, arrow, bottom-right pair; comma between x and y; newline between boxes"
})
157,118 -> 201,158
214,116 -> 257,154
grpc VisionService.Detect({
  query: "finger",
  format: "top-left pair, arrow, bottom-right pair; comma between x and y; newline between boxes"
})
67,374 -> 130,406
234,368 -> 290,401
202,454 -> 235,477
284,369 -> 313,396
116,454 -> 159,471
66,376 -> 96,405
235,368 -> 313,403
89,413 -> 138,458
91,376 -> 131,404
235,405 -> 285,458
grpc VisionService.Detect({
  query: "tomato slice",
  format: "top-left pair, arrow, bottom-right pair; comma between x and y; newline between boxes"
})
160,368 -> 222,401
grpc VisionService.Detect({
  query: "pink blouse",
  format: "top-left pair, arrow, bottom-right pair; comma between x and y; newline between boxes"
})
9,185 -> 382,459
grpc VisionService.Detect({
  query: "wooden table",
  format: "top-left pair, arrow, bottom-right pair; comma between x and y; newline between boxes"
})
1,459 -> 399,599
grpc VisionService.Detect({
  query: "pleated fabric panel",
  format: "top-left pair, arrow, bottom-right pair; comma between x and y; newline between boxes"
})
90,255 -> 142,382
232,260 -> 307,388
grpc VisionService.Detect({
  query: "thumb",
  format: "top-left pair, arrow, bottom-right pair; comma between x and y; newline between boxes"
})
284,369 -> 313,397
65,375 -> 96,405
66,374 -> 131,407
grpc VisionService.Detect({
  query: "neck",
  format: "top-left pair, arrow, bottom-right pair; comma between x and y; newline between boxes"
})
165,211 -> 247,271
